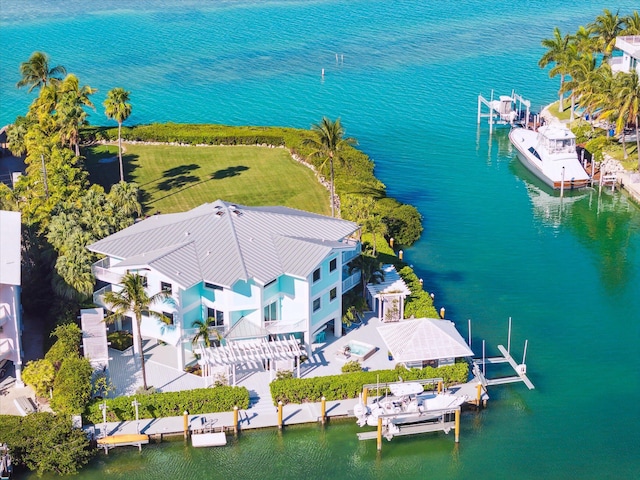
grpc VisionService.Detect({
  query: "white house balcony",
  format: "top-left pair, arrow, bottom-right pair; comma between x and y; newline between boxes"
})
93,284 -> 115,309
342,271 -> 361,293
91,257 -> 123,284
342,240 -> 361,264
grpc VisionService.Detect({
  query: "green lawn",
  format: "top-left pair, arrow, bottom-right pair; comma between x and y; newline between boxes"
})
85,144 -> 330,215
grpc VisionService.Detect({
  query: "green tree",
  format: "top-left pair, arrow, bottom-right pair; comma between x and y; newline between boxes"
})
364,214 -> 387,256
44,323 -> 82,369
103,273 -> 171,390
622,11 -> 640,35
349,253 -> 384,298
191,318 -> 220,348
57,74 -> 97,156
103,87 -> 132,183
588,9 -> 623,58
539,27 -> 572,111
612,70 -> 640,168
16,51 -> 66,93
51,356 -> 93,414
107,181 -> 142,218
303,117 -> 357,217
21,359 -> 56,397
0,413 -> 94,476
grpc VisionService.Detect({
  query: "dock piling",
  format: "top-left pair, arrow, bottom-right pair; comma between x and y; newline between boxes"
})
233,406 -> 239,435
454,409 -> 460,443
183,411 -> 189,439
476,383 -> 483,407
376,417 -> 383,452
320,397 -> 326,424
437,381 -> 443,394
362,387 -> 368,406
277,401 -> 283,430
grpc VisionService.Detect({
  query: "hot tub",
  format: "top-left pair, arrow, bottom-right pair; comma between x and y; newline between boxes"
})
344,340 -> 377,361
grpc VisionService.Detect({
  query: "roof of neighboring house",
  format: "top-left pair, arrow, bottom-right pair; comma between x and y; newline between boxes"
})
367,264 -> 411,298
377,318 -> 474,363
88,200 -> 359,289
0,210 -> 21,286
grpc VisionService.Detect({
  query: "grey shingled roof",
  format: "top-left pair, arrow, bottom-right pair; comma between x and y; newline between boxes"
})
88,200 -> 359,289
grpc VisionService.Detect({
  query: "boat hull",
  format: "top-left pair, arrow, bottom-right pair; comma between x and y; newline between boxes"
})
509,128 -> 590,190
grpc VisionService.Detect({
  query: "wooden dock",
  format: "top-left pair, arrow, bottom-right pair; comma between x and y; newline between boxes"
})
97,434 -> 149,453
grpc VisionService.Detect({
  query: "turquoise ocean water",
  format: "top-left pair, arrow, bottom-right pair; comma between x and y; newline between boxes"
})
2,1 -> 640,478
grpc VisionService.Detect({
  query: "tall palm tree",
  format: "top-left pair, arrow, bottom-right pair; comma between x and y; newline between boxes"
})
612,70 -> 640,168
588,9 -> 623,59
349,253 -> 384,298
561,49 -> 596,122
57,74 -> 97,156
622,11 -> 640,35
103,88 -> 132,183
16,51 -> 66,93
103,273 -> 171,390
107,181 -> 142,218
364,214 -> 387,256
303,117 -> 357,217
539,28 -> 572,111
191,318 -> 222,348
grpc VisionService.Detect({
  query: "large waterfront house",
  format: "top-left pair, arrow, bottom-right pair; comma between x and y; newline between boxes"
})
611,35 -> 640,74
0,210 -> 24,386
88,200 -> 362,371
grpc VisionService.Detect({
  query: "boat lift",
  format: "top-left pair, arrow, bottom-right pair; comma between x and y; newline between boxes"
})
471,317 -> 535,390
478,90 -> 531,134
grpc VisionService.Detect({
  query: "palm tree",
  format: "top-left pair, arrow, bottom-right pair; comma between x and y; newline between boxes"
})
539,28 -> 572,111
103,88 -> 132,183
364,214 -> 387,256
191,318 -> 222,348
622,11 -> 640,35
303,117 -> 357,217
612,70 -> 640,168
107,181 -> 142,218
57,74 -> 97,156
589,9 -> 623,59
561,48 -> 596,122
16,51 -> 66,93
349,253 -> 384,298
103,273 -> 171,390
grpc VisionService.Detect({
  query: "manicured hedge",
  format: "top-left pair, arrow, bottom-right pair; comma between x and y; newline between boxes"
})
398,266 -> 440,319
84,386 -> 249,424
270,362 -> 468,405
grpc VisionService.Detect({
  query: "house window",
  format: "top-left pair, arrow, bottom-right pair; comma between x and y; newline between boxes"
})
313,298 -> 321,312
206,307 -> 224,326
330,287 -> 337,301
205,282 -> 223,291
161,281 -> 172,294
313,268 -> 321,283
163,312 -> 174,325
329,258 -> 337,272
264,300 -> 278,322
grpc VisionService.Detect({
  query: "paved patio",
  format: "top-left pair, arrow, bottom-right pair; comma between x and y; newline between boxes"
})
105,312 -> 397,411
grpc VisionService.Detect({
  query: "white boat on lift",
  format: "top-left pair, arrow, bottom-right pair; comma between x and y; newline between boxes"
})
509,123 -> 590,190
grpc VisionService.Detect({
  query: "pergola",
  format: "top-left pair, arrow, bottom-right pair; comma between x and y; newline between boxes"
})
198,335 -> 304,385
366,264 -> 411,322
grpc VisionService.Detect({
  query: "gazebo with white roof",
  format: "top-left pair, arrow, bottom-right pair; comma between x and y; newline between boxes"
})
366,264 -> 411,322
377,318 -> 474,368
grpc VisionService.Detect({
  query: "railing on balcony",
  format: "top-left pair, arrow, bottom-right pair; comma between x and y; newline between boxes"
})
0,338 -> 14,361
0,303 -> 11,328
93,284 -> 114,308
342,242 -> 361,264
342,271 -> 361,293
265,318 -> 306,335
91,257 -> 123,284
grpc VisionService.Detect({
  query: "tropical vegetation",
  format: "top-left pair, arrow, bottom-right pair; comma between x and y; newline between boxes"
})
539,9 -> 640,168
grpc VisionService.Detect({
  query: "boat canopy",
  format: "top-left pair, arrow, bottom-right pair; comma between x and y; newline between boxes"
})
538,125 -> 576,156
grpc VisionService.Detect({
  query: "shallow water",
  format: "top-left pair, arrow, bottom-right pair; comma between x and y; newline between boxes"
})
2,1 -> 640,478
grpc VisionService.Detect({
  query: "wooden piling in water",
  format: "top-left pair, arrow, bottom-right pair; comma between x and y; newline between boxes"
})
377,417 -> 383,452
277,401 -> 283,430
233,406 -> 238,434
320,397 -> 326,424
183,411 -> 189,440
454,409 -> 460,443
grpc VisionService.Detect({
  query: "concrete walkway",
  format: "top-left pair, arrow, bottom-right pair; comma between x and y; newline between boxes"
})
92,397 -> 360,438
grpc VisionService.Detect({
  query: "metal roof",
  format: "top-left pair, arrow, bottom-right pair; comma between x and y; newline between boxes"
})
377,318 -> 474,363
88,200 -> 359,289
0,210 -> 21,286
367,264 -> 411,297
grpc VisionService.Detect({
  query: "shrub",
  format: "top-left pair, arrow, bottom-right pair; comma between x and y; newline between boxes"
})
270,362 -> 468,404
45,323 -> 82,369
0,413 -> 94,476
398,266 -> 439,318
341,360 -> 363,373
21,359 -> 55,397
107,330 -> 133,351
51,356 -> 93,415
84,386 -> 250,423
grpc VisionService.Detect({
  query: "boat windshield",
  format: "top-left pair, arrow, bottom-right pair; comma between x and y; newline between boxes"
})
547,138 -> 575,154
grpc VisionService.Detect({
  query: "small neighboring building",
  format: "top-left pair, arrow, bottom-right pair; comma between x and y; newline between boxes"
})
0,210 -> 24,386
87,200 -> 362,371
611,35 -> 640,74
377,318 -> 473,368
366,264 -> 410,322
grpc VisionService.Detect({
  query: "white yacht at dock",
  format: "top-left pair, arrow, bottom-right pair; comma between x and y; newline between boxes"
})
509,123 -> 590,190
